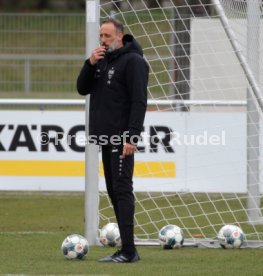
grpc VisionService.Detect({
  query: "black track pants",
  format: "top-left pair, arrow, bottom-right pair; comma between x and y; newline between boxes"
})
101,145 -> 135,255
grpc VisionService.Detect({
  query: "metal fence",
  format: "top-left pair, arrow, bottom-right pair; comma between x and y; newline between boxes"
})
0,12 -> 195,100
0,12 -> 177,98
0,13 -> 85,96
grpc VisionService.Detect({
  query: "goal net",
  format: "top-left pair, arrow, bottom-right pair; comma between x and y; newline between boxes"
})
93,0 -> 263,247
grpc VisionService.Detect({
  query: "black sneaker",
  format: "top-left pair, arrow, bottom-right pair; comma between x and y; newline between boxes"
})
99,251 -> 140,263
98,250 -> 121,262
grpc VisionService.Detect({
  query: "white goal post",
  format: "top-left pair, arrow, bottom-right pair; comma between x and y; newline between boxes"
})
84,0 -> 263,247
212,0 -> 263,225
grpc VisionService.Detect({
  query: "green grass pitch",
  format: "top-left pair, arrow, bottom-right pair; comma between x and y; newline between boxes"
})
1,192 -> 263,275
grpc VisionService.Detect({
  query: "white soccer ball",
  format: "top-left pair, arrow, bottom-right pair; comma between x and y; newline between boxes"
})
158,224 -> 184,249
100,222 -> 121,247
61,234 -> 89,259
217,224 -> 244,249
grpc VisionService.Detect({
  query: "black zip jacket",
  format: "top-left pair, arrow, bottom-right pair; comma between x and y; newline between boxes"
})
77,34 -> 149,145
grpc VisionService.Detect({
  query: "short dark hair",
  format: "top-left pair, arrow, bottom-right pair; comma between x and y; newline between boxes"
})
101,18 -> 124,33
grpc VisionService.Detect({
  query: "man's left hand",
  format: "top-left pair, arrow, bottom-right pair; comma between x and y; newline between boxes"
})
122,143 -> 136,157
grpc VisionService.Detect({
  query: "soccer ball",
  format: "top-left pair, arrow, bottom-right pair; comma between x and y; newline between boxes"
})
61,234 -> 89,259
158,224 -> 184,249
217,224 -> 244,249
100,222 -> 121,247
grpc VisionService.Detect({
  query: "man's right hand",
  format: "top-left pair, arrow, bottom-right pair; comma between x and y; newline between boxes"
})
90,46 -> 107,65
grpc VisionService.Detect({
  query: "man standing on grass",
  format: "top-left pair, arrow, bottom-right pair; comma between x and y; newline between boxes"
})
77,18 -> 148,263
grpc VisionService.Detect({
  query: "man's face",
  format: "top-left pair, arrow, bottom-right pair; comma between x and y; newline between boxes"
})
100,22 -> 123,52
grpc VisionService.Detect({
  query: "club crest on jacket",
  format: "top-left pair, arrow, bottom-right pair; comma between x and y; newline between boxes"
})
107,67 -> 115,84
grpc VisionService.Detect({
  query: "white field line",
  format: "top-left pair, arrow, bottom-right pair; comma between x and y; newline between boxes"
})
0,231 -> 57,235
